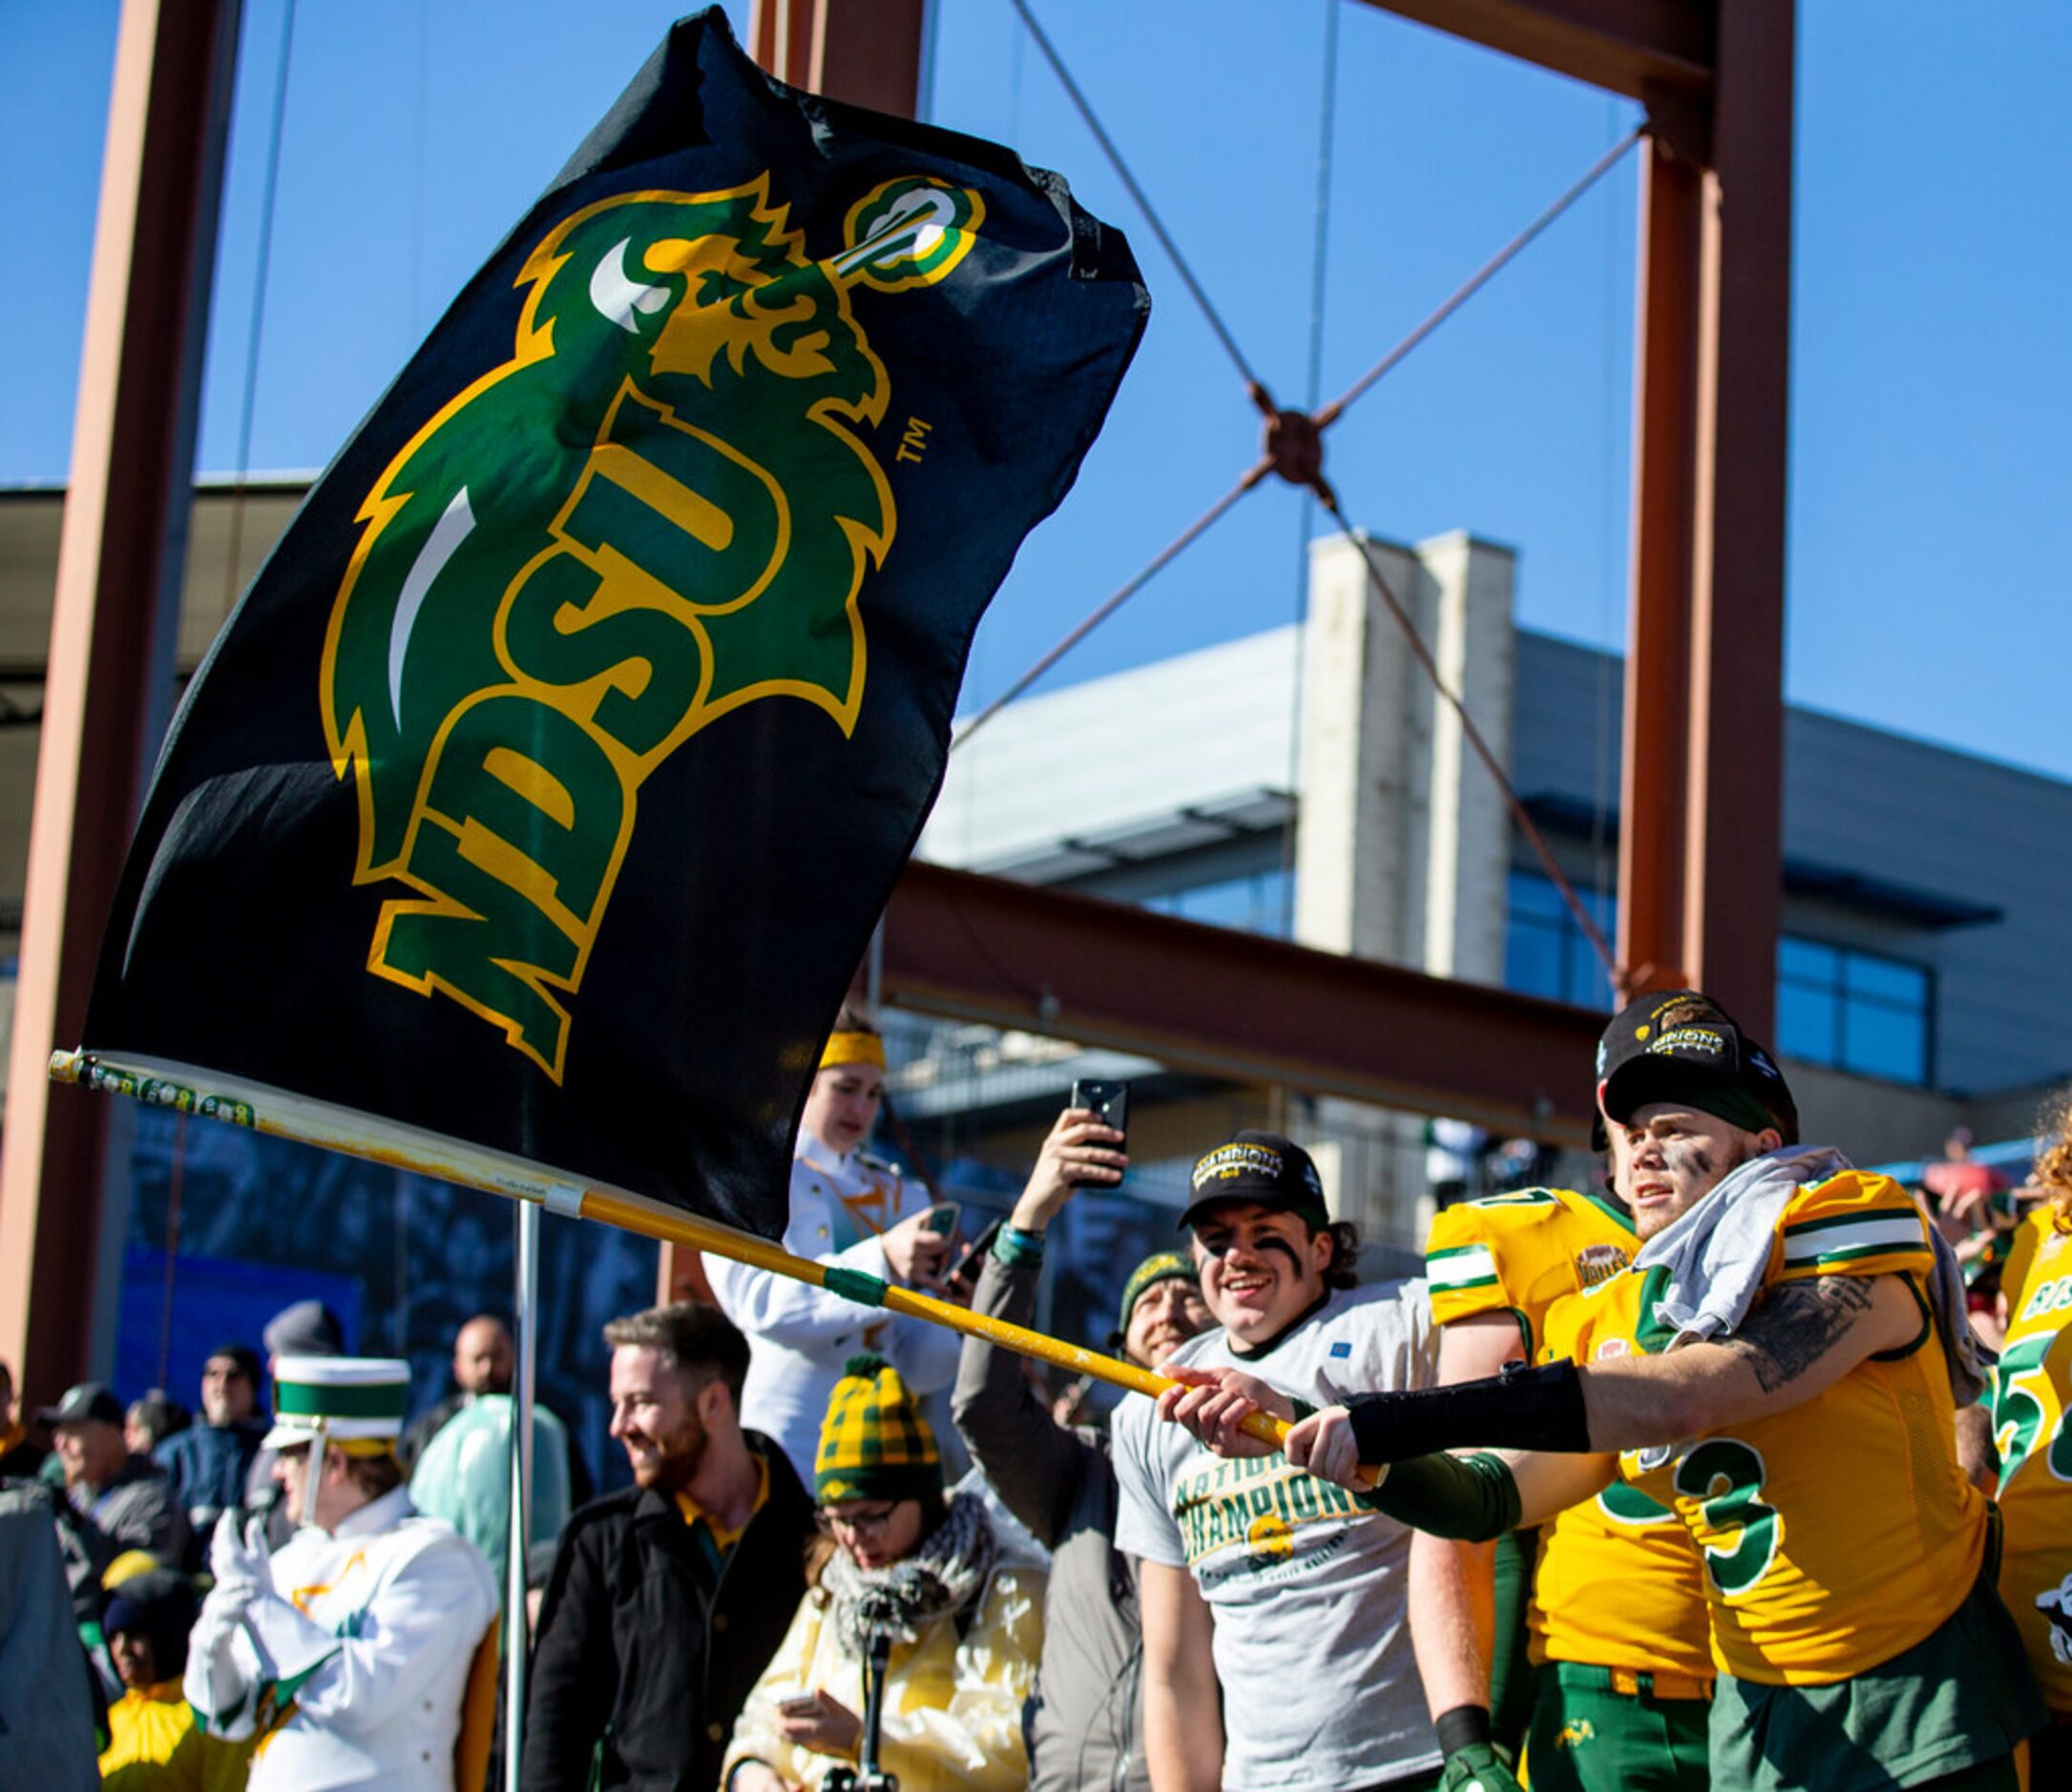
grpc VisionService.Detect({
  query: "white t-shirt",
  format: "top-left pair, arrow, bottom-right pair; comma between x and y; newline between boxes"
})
1112,1280 -> 1440,1792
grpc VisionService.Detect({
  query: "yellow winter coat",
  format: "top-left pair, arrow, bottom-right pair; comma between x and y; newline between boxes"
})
98,1679 -> 252,1791
724,1566 -> 1045,1792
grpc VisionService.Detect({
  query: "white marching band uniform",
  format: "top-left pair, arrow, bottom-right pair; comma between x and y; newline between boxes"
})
184,1356 -> 497,1791
707,1129 -> 961,1478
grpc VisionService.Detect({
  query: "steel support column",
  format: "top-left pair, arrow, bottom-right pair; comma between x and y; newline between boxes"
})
0,0 -> 242,1399
1678,0 -> 1792,1034
1617,136 -> 1703,996
1372,0 -> 1790,1033
748,0 -> 928,115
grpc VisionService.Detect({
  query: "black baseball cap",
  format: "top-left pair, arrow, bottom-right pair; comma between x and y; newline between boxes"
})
1179,1130 -> 1331,1231
1594,990 -> 1798,1146
39,1382 -> 124,1427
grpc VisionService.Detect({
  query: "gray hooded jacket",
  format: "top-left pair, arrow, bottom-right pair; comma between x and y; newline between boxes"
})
952,1251 -> 1152,1792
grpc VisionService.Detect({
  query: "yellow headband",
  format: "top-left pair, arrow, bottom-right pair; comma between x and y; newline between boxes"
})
820,1030 -> 886,1071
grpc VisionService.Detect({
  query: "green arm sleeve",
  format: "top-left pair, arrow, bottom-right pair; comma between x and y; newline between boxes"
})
1353,1450 -> 1521,1540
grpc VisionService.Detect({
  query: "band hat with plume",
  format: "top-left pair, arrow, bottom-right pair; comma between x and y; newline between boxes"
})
262,1355 -> 411,1451
815,1353 -> 942,1504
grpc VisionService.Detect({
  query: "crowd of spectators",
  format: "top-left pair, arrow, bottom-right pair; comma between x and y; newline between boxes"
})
12,994 -> 2072,1789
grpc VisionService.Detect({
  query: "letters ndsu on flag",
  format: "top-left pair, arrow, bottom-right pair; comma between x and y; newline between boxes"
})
77,10 -> 1147,1237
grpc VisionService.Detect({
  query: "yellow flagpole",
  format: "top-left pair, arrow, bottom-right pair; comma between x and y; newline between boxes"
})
51,1050 -> 1290,1448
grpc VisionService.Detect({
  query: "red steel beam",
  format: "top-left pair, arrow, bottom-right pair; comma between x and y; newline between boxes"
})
0,0 -> 241,1401
881,864 -> 1606,1147
748,0 -> 927,116
1617,136 -> 1703,996
1366,0 -> 1714,103
1679,0 -> 1791,1036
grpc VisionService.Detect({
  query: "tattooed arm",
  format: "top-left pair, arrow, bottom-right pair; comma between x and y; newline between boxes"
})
1573,1274 -> 1922,1451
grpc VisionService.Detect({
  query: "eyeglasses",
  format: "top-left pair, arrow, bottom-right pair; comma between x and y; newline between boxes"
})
817,1503 -> 899,1538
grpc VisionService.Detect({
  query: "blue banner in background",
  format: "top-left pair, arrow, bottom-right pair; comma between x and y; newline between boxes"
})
116,1244 -> 364,1411
119,1104 -> 657,1494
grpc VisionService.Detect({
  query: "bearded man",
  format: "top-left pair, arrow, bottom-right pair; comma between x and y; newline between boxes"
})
523,1302 -> 815,1792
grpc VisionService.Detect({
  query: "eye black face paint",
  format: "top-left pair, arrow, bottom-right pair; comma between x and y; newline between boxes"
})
1254,1235 -> 1305,1271
1199,1229 -> 1306,1268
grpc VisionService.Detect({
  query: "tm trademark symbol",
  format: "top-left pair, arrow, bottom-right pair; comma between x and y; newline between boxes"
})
895,416 -> 932,464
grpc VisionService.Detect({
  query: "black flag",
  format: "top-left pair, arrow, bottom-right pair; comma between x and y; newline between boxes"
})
79,10 -> 1146,1237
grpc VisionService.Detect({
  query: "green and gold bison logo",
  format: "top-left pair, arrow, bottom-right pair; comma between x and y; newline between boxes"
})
323,174 -> 982,1080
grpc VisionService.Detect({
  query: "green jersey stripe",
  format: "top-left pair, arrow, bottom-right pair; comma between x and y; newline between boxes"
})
1782,1208 -> 1922,1240
1782,1216 -> 1922,1261
1427,1245 -> 1498,1289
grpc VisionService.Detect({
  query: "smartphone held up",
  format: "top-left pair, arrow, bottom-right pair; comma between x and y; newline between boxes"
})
1069,1079 -> 1129,1187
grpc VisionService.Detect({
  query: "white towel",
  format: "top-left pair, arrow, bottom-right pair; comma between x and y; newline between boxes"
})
1633,1143 -> 1987,1406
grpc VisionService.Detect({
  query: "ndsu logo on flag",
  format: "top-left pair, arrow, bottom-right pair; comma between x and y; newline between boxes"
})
79,9 -> 1145,1233
324,176 -> 982,1081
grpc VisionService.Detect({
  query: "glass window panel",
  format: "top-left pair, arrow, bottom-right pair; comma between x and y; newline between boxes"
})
1562,951 -> 1617,1011
1776,980 -> 1839,1065
1844,952 -> 1928,1007
1778,936 -> 1838,986
1141,867 -> 1293,939
1506,923 -> 1567,1003
1508,871 -> 1567,919
1842,1001 -> 1927,1083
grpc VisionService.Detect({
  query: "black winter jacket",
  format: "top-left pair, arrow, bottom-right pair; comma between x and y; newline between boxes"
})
522,1435 -> 814,1790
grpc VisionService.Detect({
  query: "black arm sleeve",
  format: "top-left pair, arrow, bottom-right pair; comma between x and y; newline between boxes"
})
1346,1358 -> 1592,1463
1355,1450 -> 1522,1540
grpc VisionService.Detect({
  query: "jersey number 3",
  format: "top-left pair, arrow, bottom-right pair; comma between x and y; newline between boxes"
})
1674,1438 -> 1781,1598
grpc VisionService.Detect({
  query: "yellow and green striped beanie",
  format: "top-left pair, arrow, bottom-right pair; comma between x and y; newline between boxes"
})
1117,1250 -> 1199,1341
816,1354 -> 942,1503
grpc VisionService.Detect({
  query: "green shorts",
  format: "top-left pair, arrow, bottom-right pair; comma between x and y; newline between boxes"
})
1708,1557 -> 2044,1791
1522,1662 -> 1710,1792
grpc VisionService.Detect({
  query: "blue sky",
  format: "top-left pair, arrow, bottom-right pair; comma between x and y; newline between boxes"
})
4,1 -> 2068,786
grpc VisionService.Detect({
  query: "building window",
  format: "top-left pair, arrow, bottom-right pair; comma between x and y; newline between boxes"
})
1503,873 -> 1935,1086
1775,937 -> 1932,1085
1142,865 -> 1293,937
1503,870 -> 1617,1011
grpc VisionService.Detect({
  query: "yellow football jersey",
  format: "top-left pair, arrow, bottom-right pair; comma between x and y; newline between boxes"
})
1425,1187 -> 1635,1349
1425,1190 -> 1712,1678
1547,1170 -> 1988,1686
1993,1202 -> 2072,1713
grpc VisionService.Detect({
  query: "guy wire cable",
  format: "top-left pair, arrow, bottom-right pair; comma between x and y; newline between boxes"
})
955,128 -> 1644,757
1007,0 -> 1268,398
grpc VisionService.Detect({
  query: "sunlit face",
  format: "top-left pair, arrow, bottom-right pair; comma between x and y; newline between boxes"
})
608,1345 -> 707,1492
271,1440 -> 357,1530
109,1627 -> 157,1691
201,1355 -> 257,1427
453,1320 -> 513,1396
802,1062 -> 885,1157
822,1496 -> 927,1571
54,1418 -> 126,1490
1122,1275 -> 1214,1369
1189,1201 -> 1332,1347
1608,1101 -> 1780,1240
